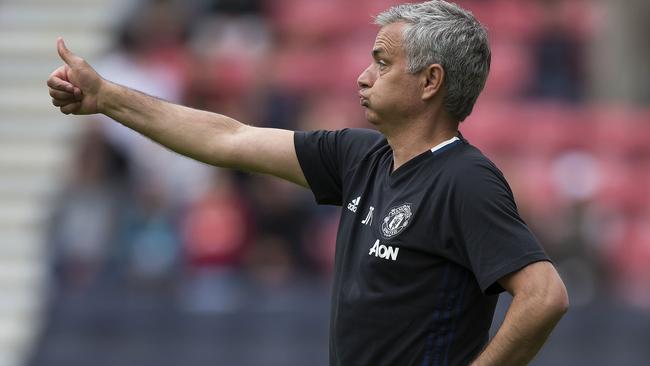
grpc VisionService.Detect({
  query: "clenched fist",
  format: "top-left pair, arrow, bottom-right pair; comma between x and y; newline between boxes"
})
47,37 -> 103,115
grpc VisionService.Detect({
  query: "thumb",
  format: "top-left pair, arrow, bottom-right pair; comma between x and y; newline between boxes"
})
56,37 -> 82,66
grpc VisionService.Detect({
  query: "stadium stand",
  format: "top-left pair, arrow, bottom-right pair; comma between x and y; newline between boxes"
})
0,0 -> 112,365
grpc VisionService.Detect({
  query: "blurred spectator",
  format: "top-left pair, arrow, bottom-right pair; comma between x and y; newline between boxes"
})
546,151 -> 604,306
184,14 -> 271,123
48,124 -> 129,290
204,0 -> 262,15
526,0 -> 587,102
96,0 -> 213,206
182,171 -> 251,268
117,178 -> 180,287
245,235 -> 295,288
246,175 -> 314,273
179,171 -> 253,312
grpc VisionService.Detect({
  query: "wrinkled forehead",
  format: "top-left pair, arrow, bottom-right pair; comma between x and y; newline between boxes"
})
373,22 -> 407,56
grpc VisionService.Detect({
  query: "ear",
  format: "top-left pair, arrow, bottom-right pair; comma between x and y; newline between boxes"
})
421,64 -> 444,101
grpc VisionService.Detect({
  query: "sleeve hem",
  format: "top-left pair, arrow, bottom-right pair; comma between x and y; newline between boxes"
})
293,131 -> 341,206
479,252 -> 551,295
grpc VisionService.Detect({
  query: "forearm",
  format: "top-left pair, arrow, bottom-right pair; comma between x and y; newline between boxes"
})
471,293 -> 567,366
48,40 -> 306,185
98,80 -> 243,167
95,80 -> 306,185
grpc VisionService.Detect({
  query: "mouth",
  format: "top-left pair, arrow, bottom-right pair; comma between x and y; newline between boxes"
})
358,92 -> 369,107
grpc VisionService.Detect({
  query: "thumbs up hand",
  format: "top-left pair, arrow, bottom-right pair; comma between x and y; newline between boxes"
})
47,37 -> 103,115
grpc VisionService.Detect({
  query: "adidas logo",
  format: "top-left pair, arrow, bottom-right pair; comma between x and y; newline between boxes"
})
347,196 -> 361,213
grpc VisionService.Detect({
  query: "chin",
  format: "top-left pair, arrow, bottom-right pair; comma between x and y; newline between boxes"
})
364,109 -> 381,126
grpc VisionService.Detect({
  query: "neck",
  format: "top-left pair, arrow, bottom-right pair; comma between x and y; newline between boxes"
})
383,113 -> 458,171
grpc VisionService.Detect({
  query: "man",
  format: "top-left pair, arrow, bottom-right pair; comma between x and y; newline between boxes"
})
47,1 -> 568,365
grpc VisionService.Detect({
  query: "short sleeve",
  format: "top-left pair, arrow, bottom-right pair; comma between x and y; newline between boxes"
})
294,128 -> 382,206
453,158 -> 550,295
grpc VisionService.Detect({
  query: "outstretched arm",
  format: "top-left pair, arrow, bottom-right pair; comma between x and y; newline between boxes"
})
471,261 -> 569,366
47,38 -> 308,187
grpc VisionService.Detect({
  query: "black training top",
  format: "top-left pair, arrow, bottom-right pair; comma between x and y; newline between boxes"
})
294,128 -> 549,366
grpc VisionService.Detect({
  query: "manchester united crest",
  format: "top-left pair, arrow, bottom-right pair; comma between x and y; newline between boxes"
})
381,204 -> 413,238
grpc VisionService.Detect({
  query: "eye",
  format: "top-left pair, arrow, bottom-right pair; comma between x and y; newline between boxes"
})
377,59 -> 388,69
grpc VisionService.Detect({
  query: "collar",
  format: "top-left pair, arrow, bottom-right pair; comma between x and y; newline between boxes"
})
430,135 -> 460,154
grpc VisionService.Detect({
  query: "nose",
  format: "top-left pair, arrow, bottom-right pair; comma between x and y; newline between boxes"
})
357,64 -> 373,89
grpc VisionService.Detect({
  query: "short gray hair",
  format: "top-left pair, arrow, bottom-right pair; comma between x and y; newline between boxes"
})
375,1 -> 491,122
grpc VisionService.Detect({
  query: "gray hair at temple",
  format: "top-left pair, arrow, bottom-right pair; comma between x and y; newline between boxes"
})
375,1 -> 491,122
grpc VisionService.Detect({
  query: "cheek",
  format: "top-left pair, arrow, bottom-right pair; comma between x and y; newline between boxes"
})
375,79 -> 410,102
393,78 -> 421,99
376,83 -> 422,115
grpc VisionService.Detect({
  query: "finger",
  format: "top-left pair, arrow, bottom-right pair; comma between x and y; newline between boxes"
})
52,98 -> 76,107
47,75 -> 75,93
60,102 -> 81,115
48,65 -> 68,81
56,37 -> 83,66
73,87 -> 83,100
49,88 -> 76,100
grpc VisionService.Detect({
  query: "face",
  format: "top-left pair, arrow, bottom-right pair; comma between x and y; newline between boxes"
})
357,22 -> 425,127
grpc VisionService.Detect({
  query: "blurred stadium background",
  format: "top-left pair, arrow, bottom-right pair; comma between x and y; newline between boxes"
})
1,0 -> 649,365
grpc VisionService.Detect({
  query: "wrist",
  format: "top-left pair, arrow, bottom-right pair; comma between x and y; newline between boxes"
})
96,79 -> 117,115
